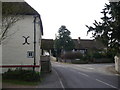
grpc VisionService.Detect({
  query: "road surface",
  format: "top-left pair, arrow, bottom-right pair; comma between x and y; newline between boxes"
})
52,62 -> 120,89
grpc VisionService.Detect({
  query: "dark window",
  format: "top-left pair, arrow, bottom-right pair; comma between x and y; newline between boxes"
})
27,51 -> 34,58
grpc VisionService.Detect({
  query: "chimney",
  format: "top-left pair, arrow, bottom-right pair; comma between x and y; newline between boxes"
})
78,37 -> 81,44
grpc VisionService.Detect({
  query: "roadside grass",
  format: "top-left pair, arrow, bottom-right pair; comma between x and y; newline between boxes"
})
2,70 -> 51,86
2,79 -> 40,85
2,69 -> 46,86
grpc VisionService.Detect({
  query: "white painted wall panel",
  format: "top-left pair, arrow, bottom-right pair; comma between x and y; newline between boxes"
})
0,1 -> 2,89
2,15 -> 41,72
0,0 -> 24,2
0,1 -> 2,65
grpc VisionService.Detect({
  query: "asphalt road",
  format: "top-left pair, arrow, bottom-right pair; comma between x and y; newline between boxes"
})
52,62 -> 120,89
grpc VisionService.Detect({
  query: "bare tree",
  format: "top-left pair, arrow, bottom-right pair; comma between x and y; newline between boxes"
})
0,2 -> 26,44
0,2 -> 39,44
1,15 -> 22,43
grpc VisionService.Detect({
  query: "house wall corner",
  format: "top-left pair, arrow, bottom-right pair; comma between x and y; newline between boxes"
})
0,1 -> 2,89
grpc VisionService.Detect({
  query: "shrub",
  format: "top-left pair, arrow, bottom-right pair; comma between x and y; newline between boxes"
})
86,51 -> 114,63
92,52 -> 104,59
71,59 -> 88,64
2,69 -> 41,82
61,51 -> 83,59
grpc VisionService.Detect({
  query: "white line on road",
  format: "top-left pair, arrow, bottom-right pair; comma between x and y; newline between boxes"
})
78,72 -> 89,77
75,65 -> 95,70
87,68 -> 95,69
55,64 -> 65,67
53,69 -> 65,90
115,74 -> 120,76
95,79 -> 118,89
70,67 -> 90,77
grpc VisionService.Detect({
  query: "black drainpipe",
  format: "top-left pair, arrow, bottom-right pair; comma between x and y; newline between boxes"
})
33,15 -> 37,71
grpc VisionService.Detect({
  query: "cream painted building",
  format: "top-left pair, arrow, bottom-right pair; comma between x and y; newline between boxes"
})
0,0 -> 24,2
1,1 -> 43,73
0,1 -> 2,68
0,2 -> 2,89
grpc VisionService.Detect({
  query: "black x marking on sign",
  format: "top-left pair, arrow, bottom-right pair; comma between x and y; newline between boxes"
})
23,36 -> 30,45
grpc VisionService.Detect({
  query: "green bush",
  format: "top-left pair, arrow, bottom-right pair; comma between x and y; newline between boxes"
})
87,51 -> 107,59
61,52 -> 83,59
92,52 -> 104,59
71,59 -> 88,64
2,69 -> 41,82
86,51 -> 115,63
61,52 -> 88,64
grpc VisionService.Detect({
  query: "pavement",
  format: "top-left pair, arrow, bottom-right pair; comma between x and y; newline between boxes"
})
37,69 -> 62,88
106,65 -> 120,75
2,62 -> 120,89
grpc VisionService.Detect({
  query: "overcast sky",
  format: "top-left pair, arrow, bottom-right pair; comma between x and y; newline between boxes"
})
25,0 -> 109,39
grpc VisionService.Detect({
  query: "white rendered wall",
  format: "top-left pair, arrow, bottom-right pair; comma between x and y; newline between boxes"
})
0,1 -> 2,67
0,1 -> 2,89
0,0 -> 24,2
2,15 -> 41,73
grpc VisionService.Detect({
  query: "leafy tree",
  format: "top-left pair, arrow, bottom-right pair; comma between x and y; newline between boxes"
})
86,2 -> 120,55
54,25 -> 75,57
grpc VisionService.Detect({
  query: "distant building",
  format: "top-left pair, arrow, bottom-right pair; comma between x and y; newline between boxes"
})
41,38 -> 106,55
73,37 -> 106,54
2,1 -> 43,73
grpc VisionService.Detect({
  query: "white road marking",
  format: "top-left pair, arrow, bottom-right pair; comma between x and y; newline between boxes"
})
67,67 -> 90,77
95,79 -> 118,89
55,64 -> 65,67
87,68 -> 95,70
53,69 -> 65,90
115,74 -> 120,76
72,66 -> 118,88
78,72 -> 89,77
75,65 -> 95,70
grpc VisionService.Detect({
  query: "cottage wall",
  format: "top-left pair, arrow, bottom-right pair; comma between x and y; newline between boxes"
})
0,2 -> 2,89
2,15 -> 41,73
0,1 -> 2,64
0,0 -> 24,2
115,56 -> 120,73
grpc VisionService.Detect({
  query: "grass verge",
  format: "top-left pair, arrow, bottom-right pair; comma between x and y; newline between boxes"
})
2,72 -> 50,86
2,79 -> 40,86
2,69 -> 45,86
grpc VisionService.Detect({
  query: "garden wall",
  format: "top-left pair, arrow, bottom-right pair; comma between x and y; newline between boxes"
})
115,56 -> 120,73
93,58 -> 113,63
